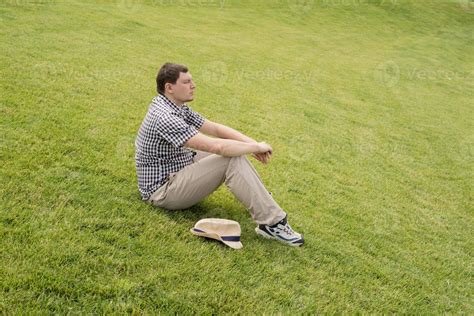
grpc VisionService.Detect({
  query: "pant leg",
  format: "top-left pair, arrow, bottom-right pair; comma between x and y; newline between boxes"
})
148,153 -> 229,211
224,156 -> 286,225
148,154 -> 286,225
192,150 -> 213,163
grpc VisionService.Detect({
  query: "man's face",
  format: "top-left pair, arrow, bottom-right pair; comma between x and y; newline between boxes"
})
166,72 -> 195,104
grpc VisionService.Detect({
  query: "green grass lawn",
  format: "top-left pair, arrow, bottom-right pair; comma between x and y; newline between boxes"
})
1,0 -> 473,313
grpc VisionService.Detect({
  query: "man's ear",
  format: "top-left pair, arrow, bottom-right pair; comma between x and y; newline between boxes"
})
165,82 -> 173,94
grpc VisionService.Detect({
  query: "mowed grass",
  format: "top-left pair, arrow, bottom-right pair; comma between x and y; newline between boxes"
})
1,0 -> 473,313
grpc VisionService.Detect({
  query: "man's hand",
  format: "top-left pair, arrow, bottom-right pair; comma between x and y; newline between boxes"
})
204,122 -> 274,164
251,142 -> 273,164
252,152 -> 272,164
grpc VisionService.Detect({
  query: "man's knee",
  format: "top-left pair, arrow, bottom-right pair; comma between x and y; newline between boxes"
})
230,155 -> 247,162
228,155 -> 251,168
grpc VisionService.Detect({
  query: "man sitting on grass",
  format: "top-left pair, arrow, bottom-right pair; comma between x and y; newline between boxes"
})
135,62 -> 304,247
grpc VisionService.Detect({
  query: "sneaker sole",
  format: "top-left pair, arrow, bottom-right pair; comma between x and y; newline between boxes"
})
255,227 -> 304,247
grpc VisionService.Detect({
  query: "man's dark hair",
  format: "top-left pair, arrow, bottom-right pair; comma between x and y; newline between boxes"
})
156,63 -> 188,94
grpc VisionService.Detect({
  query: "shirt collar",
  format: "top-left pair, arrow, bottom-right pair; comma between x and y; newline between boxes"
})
158,93 -> 187,113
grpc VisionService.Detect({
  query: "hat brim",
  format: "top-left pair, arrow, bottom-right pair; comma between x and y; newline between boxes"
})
221,239 -> 243,249
190,228 -> 243,250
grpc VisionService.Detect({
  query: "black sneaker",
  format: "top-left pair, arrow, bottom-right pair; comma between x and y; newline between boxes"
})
255,216 -> 304,247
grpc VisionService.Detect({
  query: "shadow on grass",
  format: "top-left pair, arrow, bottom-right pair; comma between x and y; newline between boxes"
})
149,200 -> 250,249
148,199 -> 243,226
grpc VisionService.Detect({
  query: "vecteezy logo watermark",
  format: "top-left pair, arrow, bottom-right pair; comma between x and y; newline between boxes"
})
406,68 -> 472,81
379,0 -> 398,9
320,0 -> 398,9
227,97 -> 242,112
288,134 -> 313,162
4,0 -> 56,5
32,62 -> 142,83
117,0 -> 227,13
199,63 -> 316,87
287,0 -> 314,14
117,0 -> 143,14
201,61 -> 228,87
459,0 -> 474,13
3,0 -> 54,4
374,60 -> 400,88
374,61 -> 472,87
178,0 -> 226,8
458,136 -> 473,162
116,135 -> 136,161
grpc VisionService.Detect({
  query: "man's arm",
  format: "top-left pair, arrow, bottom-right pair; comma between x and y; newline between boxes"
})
200,120 -> 256,143
184,132 -> 272,157
198,119 -> 272,163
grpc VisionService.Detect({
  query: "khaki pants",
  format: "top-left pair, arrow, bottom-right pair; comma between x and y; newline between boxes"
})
147,150 -> 287,225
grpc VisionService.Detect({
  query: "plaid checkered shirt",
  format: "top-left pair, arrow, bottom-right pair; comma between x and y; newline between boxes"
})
135,93 -> 205,200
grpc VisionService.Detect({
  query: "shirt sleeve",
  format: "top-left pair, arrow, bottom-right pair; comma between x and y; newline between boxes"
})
183,107 -> 205,129
155,113 -> 199,148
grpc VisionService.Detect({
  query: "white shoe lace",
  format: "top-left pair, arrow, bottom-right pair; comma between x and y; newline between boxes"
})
281,224 -> 294,235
